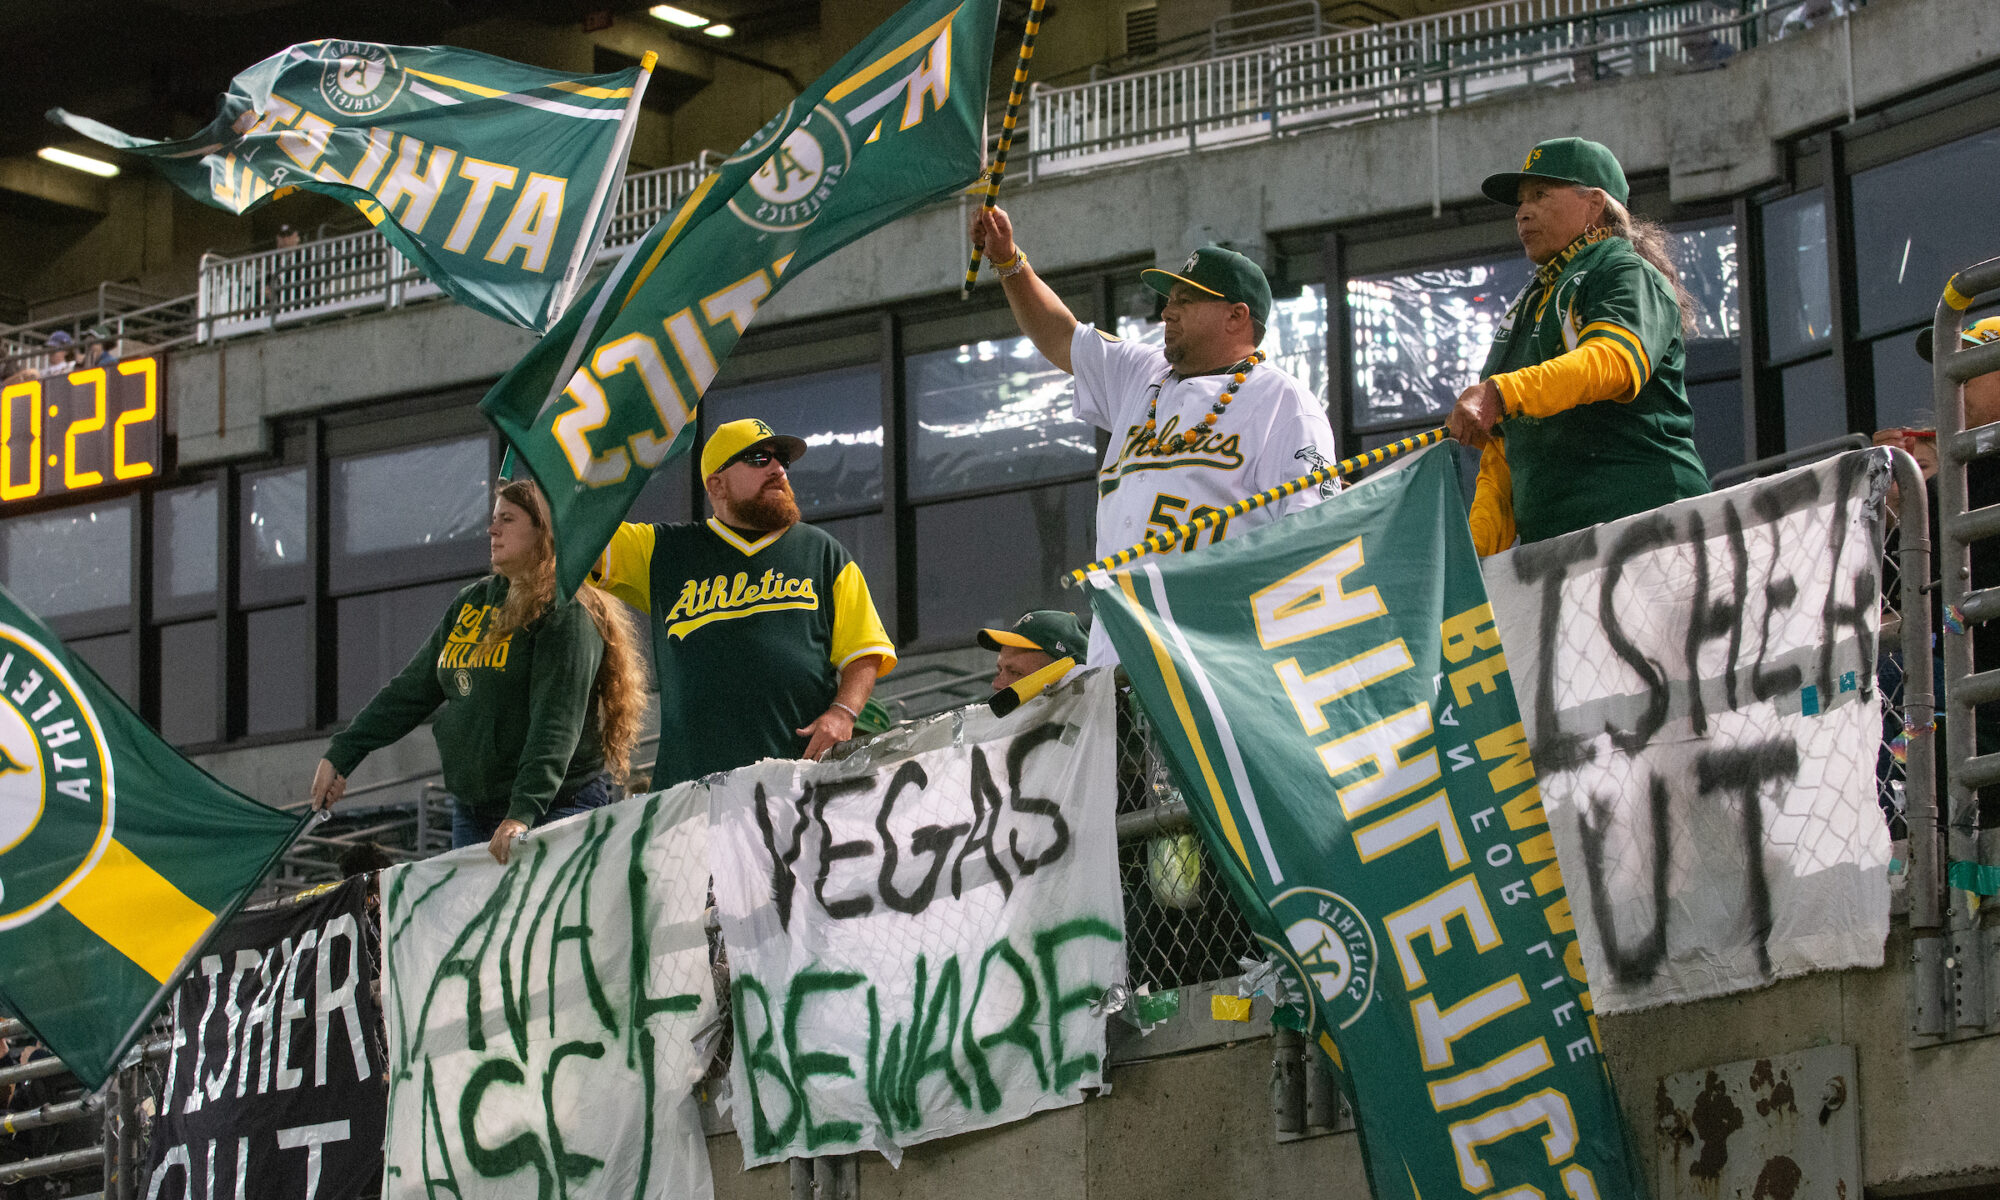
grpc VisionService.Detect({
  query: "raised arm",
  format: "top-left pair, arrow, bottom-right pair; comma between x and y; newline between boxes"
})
972,206 -> 1080,373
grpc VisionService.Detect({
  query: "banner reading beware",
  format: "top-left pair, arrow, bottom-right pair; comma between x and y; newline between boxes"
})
1087,447 -> 1642,1200
710,668 -> 1123,1167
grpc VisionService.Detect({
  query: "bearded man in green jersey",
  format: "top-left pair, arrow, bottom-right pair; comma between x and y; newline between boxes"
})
593,419 -> 896,790
1447,137 -> 1710,553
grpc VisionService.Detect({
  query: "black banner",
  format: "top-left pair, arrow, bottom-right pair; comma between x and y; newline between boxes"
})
147,876 -> 385,1200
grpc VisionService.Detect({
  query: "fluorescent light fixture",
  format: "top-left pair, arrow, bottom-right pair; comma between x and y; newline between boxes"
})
38,147 -> 118,178
649,4 -> 709,27
704,23 -> 735,37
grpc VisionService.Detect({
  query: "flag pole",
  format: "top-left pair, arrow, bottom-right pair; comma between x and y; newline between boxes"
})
961,0 -> 1048,299
546,51 -> 658,329
1062,427 -> 1450,586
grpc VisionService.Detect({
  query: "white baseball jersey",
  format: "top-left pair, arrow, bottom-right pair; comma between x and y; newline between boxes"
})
1070,321 -> 1340,666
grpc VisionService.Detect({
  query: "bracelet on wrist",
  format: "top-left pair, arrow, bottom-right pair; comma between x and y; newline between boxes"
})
831,700 -> 860,721
996,251 -> 1029,278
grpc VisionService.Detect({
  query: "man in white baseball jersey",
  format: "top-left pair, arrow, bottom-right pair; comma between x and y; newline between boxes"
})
972,205 -> 1340,665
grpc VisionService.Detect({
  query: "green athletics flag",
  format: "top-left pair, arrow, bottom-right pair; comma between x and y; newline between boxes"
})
51,41 -> 655,331
1085,446 -> 1644,1200
0,585 -> 304,1089
484,0 -> 1001,594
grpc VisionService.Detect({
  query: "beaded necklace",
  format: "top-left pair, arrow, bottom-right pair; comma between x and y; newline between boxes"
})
1144,350 -> 1264,452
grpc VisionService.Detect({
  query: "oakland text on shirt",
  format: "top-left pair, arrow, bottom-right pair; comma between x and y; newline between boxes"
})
436,603 -> 511,671
664,569 -> 820,640
1100,415 -> 1246,495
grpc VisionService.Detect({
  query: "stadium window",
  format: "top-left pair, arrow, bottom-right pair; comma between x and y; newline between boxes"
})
1759,190 -> 1832,363
1850,127 -> 2000,340
329,435 -> 492,594
0,498 -> 133,628
912,478 -> 1094,646
157,618 -> 219,746
904,332 -> 1094,501
1344,253 -> 1534,433
152,482 -> 218,617
336,577 -> 477,720
704,363 -> 884,514
244,603 -> 310,736
1670,218 -> 1742,343
1780,354 -> 1843,451
239,465 -> 308,607
68,632 -> 135,706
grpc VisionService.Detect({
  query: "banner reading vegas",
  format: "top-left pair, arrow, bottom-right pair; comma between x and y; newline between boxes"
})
1086,447 -> 1643,1200
484,0 -> 1002,594
0,583 -> 304,1088
52,42 -> 653,331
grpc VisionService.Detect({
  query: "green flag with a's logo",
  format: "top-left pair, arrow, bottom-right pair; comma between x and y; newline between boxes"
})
1086,447 -> 1643,1200
0,586 -> 303,1088
51,41 -> 654,331
482,0 -> 1001,594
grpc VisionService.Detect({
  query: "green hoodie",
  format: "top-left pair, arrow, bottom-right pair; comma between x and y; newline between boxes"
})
326,576 -> 605,824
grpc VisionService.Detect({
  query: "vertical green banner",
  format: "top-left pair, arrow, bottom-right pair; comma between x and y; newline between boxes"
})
1087,447 -> 1643,1200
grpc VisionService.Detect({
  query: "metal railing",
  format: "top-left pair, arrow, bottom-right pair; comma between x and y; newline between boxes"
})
1024,0 -> 1861,180
0,284 -> 197,376
1926,255 -> 2000,1042
0,1016 -> 167,1200
191,152 -> 718,345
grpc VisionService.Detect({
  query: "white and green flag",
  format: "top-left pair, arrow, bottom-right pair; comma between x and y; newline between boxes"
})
51,42 -> 653,331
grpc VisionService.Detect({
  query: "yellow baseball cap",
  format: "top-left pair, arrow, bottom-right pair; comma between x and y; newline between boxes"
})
1916,316 -> 2000,362
700,418 -> 808,479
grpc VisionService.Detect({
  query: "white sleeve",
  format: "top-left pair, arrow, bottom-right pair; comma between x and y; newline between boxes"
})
1259,387 -> 1343,519
1069,322 -> 1161,432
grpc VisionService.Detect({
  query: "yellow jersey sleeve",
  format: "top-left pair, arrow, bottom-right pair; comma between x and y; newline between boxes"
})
1490,337 -> 1641,419
1468,438 -> 1517,558
828,560 -> 897,676
592,522 -> 656,614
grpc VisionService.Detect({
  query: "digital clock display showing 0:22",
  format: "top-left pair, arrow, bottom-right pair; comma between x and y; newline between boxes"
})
0,357 -> 161,504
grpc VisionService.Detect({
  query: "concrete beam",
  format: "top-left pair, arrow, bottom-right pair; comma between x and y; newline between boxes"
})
593,17 -> 714,87
0,155 -> 108,215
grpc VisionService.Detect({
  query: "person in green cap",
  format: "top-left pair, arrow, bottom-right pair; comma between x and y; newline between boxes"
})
1446,137 -> 1710,554
980,609 -> 1088,715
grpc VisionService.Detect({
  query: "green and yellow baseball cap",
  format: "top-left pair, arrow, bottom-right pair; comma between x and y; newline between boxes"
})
1916,316 -> 2000,362
1481,137 -> 1631,207
701,417 -> 808,479
1141,244 -> 1273,328
977,609 -> 1088,663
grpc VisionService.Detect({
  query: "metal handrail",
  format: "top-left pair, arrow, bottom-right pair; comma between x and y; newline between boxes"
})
1026,0 -> 1855,180
1708,434 -> 1870,489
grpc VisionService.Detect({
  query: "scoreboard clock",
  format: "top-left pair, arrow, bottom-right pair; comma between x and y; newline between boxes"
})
0,357 -> 162,504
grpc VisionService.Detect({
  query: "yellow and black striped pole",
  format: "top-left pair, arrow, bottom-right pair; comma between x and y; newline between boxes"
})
1063,426 -> 1450,587
961,0 -> 1048,299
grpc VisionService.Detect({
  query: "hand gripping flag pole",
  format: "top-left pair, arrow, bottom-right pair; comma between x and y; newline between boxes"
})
1062,426 -> 1450,586
961,0 -> 1048,299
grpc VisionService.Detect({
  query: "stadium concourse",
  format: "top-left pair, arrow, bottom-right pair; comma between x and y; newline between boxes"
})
3,0 -> 2000,1196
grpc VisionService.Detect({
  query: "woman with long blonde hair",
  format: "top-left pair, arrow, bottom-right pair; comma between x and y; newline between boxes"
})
309,477 -> 647,863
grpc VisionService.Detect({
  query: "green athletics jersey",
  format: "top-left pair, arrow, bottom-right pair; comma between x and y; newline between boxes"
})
326,575 -> 606,824
595,518 -> 896,790
1481,231 -> 1710,543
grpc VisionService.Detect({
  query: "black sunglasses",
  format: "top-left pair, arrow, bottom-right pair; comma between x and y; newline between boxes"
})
730,447 -> 790,470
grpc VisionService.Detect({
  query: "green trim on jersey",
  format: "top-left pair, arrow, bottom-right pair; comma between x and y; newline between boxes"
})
1482,234 -> 1710,543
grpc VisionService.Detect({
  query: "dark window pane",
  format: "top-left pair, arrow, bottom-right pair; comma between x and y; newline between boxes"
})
336,578 -> 473,720
907,337 -> 1095,500
1348,256 -> 1534,431
245,603 -> 309,735
1781,355 -> 1844,451
153,483 -> 218,615
331,437 -> 490,592
1852,129 -> 2000,338
704,365 -> 881,513
1687,377 -> 1746,478
157,619 -> 218,745
0,499 -> 131,619
69,632 -> 134,708
1669,219 -> 1741,342
1873,328 -> 1935,433
914,482 -> 1093,645
241,467 -> 307,606
815,512 -> 896,642
1760,191 -> 1831,362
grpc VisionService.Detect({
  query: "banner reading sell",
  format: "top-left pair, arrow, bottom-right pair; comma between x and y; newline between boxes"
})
52,42 -> 651,331
483,0 -> 1001,594
1087,446 -> 1643,1200
0,583 -> 304,1089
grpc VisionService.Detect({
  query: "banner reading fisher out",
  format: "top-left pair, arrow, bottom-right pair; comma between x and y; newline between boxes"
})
1483,449 -> 1890,1013
148,877 -> 384,1200
1088,446 -> 1642,1200
710,669 -> 1123,1168
380,790 -> 715,1200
